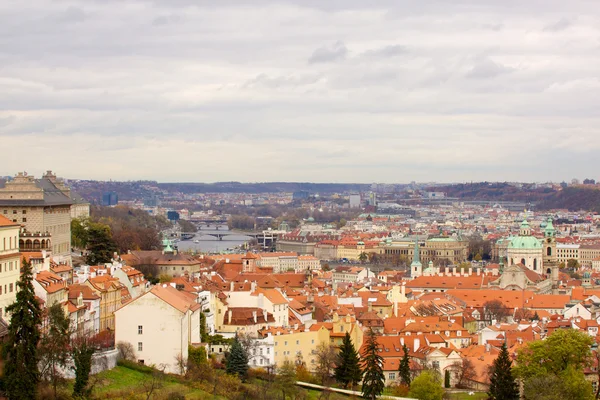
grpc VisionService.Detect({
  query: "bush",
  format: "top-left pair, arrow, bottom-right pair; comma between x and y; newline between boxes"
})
117,341 -> 136,361
388,383 -> 410,397
117,359 -> 156,374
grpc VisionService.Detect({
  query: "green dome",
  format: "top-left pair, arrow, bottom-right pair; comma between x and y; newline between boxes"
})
307,217 -> 315,222
583,271 -> 591,279
508,236 -> 542,249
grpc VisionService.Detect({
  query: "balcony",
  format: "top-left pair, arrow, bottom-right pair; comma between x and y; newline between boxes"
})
19,230 -> 52,252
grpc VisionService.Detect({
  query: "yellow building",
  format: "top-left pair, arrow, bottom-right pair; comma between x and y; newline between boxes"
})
336,242 -> 383,261
311,313 -> 364,350
0,215 -> 21,319
272,325 -> 330,370
85,276 -> 124,331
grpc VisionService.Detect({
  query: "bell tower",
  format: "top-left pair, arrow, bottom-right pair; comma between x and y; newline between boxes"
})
542,217 -> 559,293
410,239 -> 423,278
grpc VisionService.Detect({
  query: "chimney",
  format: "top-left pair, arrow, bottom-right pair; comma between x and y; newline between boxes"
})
258,293 -> 264,309
477,268 -> 481,276
230,281 -> 234,292
251,281 -> 257,292
468,267 -> 473,276
401,282 -> 406,298
400,337 -> 405,346
445,267 -> 450,276
368,301 -> 373,312
413,338 -> 421,352
394,301 -> 398,317
263,309 -> 268,322
228,310 -> 232,325
252,310 -> 257,324
485,343 -> 491,352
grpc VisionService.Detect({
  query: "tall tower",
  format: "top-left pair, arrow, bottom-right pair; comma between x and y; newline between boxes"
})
542,217 -> 559,292
411,239 -> 423,278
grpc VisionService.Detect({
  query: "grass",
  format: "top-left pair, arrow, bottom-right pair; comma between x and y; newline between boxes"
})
444,391 -> 489,400
90,365 -> 221,399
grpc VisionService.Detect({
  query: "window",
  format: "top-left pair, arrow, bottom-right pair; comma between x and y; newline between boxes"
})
389,372 -> 396,380
138,325 -> 143,335
0,286 -> 2,295
284,341 -> 287,346
266,348 -> 270,354
296,340 -> 299,345
12,210 -> 16,214
9,284 -> 13,293
22,218 -> 26,223
138,342 -> 143,351
22,210 -> 26,215
138,360 -> 144,365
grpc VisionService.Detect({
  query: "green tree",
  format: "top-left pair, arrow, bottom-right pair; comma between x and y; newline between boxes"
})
71,333 -> 96,398
567,259 -> 581,270
522,366 -> 593,400
398,344 -> 411,386
85,222 -> 118,265
200,312 -> 209,342
358,252 -> 368,264
334,332 -> 363,389
188,345 -> 208,369
276,360 -> 297,399
514,329 -> 592,379
361,328 -> 385,400
408,371 -> 444,400
225,334 -> 249,381
71,217 -> 90,249
444,370 -> 450,388
39,303 -> 71,399
2,258 -> 42,400
488,343 -> 519,400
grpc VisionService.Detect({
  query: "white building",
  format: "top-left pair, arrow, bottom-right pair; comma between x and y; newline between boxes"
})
0,216 -> 21,319
114,285 -> 201,374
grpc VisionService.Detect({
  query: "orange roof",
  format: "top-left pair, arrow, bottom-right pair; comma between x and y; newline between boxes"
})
149,285 -> 201,313
0,215 -> 19,227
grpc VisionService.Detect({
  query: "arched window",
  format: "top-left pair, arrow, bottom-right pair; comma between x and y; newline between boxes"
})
547,247 -> 552,256
33,240 -> 40,250
546,268 -> 552,275
533,259 -> 537,270
521,258 -> 526,266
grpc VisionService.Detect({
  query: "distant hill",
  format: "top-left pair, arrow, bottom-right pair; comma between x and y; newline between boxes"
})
429,183 -> 600,213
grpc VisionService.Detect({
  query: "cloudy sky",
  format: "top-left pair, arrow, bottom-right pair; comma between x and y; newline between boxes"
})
2,0 -> 600,183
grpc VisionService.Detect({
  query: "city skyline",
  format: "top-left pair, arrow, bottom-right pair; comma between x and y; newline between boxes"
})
2,0 -> 599,182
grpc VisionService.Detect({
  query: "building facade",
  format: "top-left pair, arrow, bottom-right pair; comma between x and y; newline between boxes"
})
0,171 -> 73,265
0,216 -> 20,319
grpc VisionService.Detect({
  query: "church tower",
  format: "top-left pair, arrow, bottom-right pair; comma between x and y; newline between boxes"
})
542,217 -> 559,292
411,239 -> 423,278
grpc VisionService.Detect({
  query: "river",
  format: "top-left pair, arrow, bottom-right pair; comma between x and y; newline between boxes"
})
174,224 -> 253,254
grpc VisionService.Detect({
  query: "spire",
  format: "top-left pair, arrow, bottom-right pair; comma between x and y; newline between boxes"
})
412,239 -> 422,265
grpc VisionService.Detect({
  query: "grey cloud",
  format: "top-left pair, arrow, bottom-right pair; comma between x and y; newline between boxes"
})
362,44 -> 407,58
466,57 -> 515,79
543,17 -> 572,32
308,41 -> 348,64
56,6 -> 86,23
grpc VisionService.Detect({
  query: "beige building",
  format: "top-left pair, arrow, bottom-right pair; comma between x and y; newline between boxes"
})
0,171 -> 73,265
384,237 -> 468,266
0,215 -> 21,319
557,244 -> 580,265
114,285 -> 201,373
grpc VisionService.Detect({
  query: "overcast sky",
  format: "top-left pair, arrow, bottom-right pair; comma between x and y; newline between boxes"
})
2,0 -> 600,183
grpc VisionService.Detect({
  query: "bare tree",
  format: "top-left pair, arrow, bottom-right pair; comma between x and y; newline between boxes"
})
451,359 -> 477,389
483,299 -> 510,323
314,342 -> 337,385
142,364 -> 166,400
117,341 -> 136,361
175,353 -> 187,375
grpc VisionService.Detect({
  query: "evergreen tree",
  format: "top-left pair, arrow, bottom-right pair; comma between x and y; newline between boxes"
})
85,222 -> 118,265
39,303 -> 71,398
361,328 -> 385,400
444,369 -> 451,388
398,343 -> 411,386
225,334 -> 249,381
2,258 -> 42,400
334,332 -> 363,389
72,333 -> 96,399
488,343 -> 519,400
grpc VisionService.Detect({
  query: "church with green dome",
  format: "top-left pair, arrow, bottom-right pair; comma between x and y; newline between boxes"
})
506,218 -> 543,272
